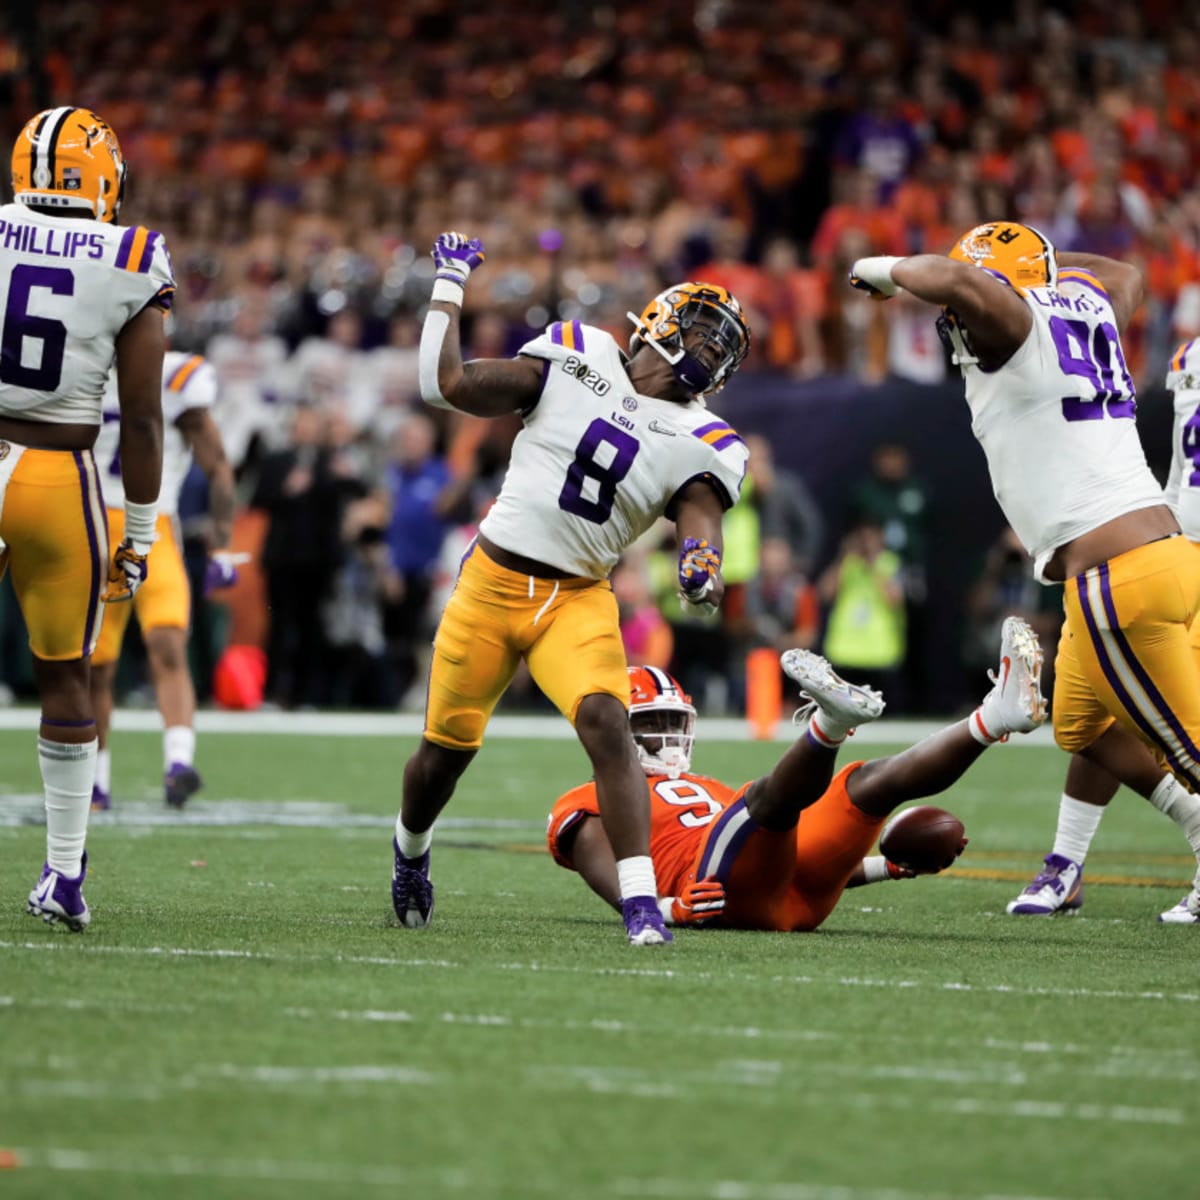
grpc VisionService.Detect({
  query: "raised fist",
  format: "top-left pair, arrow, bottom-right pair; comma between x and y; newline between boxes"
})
432,231 -> 486,285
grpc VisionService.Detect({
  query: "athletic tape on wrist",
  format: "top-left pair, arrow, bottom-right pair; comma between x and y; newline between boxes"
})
419,309 -> 454,410
431,278 -> 466,306
122,501 -> 158,546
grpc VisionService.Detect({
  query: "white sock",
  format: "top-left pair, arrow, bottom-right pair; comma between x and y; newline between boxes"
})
1149,776 -> 1200,857
968,701 -> 1007,745
41,737 -> 97,877
164,725 -> 196,769
394,817 -> 432,860
1051,793 -> 1105,865
808,711 -> 849,747
617,854 -> 658,901
95,748 -> 112,794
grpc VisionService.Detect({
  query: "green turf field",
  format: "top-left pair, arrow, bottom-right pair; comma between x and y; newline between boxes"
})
1,726 -> 1196,1200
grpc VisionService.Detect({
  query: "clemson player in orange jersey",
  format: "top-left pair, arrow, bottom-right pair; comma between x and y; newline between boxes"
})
3,108 -> 172,930
549,621 -> 1045,933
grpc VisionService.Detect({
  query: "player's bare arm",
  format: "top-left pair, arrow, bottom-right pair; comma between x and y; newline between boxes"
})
673,478 -> 727,612
1057,251 -> 1144,331
419,231 -> 544,416
177,408 -> 235,548
113,306 -> 166,507
567,817 -> 621,909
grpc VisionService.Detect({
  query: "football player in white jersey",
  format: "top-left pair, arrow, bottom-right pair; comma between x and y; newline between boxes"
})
1004,338 -> 1200,922
392,231 -> 751,945
2,107 -> 172,930
851,225 -> 1200,923
89,349 -> 236,810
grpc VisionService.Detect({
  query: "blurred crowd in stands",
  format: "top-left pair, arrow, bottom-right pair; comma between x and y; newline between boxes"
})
0,0 -> 1184,712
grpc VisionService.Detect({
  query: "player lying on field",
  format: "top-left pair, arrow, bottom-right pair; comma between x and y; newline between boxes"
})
547,617 -> 1046,932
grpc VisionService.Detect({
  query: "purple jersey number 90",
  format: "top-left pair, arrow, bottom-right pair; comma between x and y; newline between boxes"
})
558,418 -> 640,524
0,264 -> 74,391
1181,403 -> 1200,487
1049,315 -> 1136,422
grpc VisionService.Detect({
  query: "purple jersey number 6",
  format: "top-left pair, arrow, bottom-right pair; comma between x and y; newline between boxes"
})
1,264 -> 74,391
558,418 -> 640,524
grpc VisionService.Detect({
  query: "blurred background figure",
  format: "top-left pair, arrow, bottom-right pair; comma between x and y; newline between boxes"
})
613,551 -> 673,672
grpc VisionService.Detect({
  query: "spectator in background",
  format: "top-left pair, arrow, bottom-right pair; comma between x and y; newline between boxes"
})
744,434 -> 825,574
205,301 -> 289,471
819,519 -> 906,701
613,551 -> 673,671
739,537 -> 821,654
849,442 -> 931,711
359,313 -> 422,441
287,307 -> 369,417
835,79 -> 924,202
252,406 -> 367,709
962,526 -> 1062,699
382,413 -> 469,704
758,236 -> 827,379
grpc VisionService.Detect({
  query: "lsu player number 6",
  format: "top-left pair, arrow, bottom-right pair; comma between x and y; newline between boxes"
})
3,108 -> 172,930
393,230 -> 750,945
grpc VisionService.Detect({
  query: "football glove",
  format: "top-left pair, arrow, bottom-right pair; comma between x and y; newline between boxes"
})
663,878 -> 726,926
848,256 -> 904,300
678,537 -> 722,614
432,231 -> 487,285
204,551 -> 250,594
101,538 -> 150,603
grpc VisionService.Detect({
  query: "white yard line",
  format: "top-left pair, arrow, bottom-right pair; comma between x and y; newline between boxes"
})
0,1149 -> 1088,1200
0,707 -> 1058,746
3,939 -> 1198,1005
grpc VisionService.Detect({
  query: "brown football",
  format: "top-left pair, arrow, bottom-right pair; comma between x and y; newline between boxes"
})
879,805 -> 966,873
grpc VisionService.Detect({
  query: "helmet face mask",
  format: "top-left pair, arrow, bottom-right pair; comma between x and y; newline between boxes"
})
12,107 -> 127,224
627,666 -> 696,778
627,282 -> 750,401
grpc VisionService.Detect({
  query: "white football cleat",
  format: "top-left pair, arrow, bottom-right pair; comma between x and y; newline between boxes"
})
1159,872 -> 1200,924
975,616 -> 1047,741
1006,854 -> 1083,915
781,649 -> 885,730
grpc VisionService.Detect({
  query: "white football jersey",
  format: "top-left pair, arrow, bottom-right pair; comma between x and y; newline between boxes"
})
95,351 -> 216,516
960,267 -> 1164,581
479,320 -> 749,578
0,203 -> 174,424
1165,338 -> 1200,542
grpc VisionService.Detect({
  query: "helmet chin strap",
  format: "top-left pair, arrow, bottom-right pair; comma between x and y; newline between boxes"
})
626,311 -> 713,396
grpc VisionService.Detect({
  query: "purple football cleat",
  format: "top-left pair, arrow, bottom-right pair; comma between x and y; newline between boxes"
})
28,852 -> 90,931
392,841 -> 434,928
622,895 -> 673,946
91,784 -> 111,812
164,763 -> 203,809
1006,853 -> 1084,916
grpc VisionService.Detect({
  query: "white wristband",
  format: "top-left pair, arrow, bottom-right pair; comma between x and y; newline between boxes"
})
862,856 -> 892,884
123,500 -> 158,547
850,256 -> 904,297
431,278 -> 465,306
656,897 -> 676,926
418,309 -> 454,410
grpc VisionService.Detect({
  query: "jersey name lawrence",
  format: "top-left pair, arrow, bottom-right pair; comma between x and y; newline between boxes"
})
479,321 -> 749,578
95,351 -> 215,515
962,269 -> 1163,581
0,203 -> 175,425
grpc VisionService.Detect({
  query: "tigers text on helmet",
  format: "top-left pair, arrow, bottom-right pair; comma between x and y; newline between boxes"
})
627,282 -> 750,401
628,666 -> 697,779
11,108 -> 128,224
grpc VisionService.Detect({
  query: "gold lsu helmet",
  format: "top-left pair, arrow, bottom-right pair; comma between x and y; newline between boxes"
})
12,107 -> 128,224
627,282 -> 751,401
948,221 -> 1058,295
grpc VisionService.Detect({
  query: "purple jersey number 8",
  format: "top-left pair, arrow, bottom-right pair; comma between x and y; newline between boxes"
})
1,264 -> 74,391
1050,315 -> 1136,422
558,417 -> 640,524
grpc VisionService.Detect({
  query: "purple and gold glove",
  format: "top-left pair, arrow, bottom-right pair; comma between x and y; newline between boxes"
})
432,231 -> 486,285
678,537 -> 722,613
204,551 -> 250,595
101,538 -> 150,603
